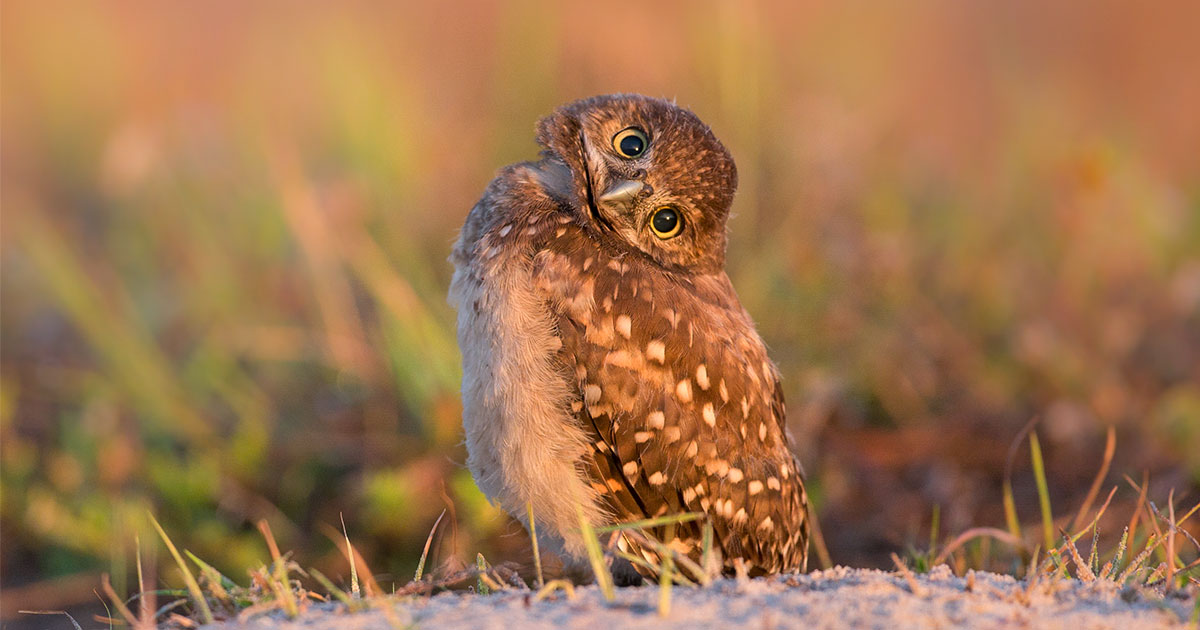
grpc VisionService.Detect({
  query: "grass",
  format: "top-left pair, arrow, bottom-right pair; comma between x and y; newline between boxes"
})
76,424 -> 1196,628
909,427 -> 1200,594
149,512 -> 213,625
527,502 -> 545,588
77,502 -> 714,624
92,493 -> 1196,628
4,1 -> 1200,617
577,504 -> 615,602
413,510 -> 445,583
1029,431 -> 1056,552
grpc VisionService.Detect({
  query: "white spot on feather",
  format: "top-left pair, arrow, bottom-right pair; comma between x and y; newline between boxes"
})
646,340 -> 666,364
696,364 -> 710,390
616,314 -> 632,339
676,379 -> 693,403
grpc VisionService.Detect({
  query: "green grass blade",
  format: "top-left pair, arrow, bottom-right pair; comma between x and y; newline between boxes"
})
577,505 -> 614,601
1002,480 -> 1023,544
148,511 -> 213,624
1029,432 -> 1054,550
527,501 -> 544,588
658,555 -> 673,618
134,535 -> 148,621
1108,527 -> 1129,579
414,509 -> 446,583
1088,524 -> 1100,576
184,550 -> 235,603
701,519 -> 715,582
341,513 -> 360,598
264,567 -> 300,619
593,512 -> 705,533
929,503 -> 941,566
476,553 -> 490,595
310,568 -> 363,611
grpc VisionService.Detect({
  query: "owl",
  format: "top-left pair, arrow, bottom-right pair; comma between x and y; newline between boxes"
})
449,94 -> 808,580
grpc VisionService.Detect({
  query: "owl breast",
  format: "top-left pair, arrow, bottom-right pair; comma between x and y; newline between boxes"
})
532,225 -> 808,575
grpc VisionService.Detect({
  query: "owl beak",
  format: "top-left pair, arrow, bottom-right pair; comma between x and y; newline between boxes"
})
597,179 -> 644,208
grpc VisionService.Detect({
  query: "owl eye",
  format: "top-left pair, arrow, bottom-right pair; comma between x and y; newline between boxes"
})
650,206 -> 682,239
612,127 -> 649,158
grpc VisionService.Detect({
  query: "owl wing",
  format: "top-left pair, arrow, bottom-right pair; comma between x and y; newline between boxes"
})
533,228 -> 807,575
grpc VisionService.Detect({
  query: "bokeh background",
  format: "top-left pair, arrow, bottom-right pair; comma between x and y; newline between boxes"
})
3,0 -> 1199,621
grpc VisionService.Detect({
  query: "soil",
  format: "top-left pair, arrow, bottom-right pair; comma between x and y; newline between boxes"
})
202,565 -> 1196,630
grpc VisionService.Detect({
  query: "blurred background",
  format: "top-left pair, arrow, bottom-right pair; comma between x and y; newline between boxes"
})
3,0 -> 1198,622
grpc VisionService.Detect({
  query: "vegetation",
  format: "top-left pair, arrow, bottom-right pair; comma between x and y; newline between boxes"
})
2,1 -> 1198,624
85,463 -> 1200,626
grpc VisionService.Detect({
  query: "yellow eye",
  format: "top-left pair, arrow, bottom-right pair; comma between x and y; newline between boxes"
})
650,206 -> 682,239
612,127 -> 649,158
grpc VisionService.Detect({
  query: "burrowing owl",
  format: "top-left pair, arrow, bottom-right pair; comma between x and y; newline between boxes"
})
449,94 -> 808,578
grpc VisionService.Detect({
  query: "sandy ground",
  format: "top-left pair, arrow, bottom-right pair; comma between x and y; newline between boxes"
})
207,566 -> 1196,630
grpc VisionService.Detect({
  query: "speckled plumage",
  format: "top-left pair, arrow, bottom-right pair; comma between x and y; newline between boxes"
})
449,94 -> 808,578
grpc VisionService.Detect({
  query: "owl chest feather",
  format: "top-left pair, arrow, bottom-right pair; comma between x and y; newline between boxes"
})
532,228 -> 808,573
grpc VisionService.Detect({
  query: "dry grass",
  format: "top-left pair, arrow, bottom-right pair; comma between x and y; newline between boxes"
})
913,430 -> 1200,595
3,0 -> 1199,621
79,431 -> 1197,629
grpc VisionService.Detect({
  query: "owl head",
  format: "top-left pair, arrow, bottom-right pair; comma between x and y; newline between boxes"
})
535,94 -> 738,274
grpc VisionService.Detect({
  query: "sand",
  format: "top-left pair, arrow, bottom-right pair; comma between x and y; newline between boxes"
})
205,566 -> 1196,630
